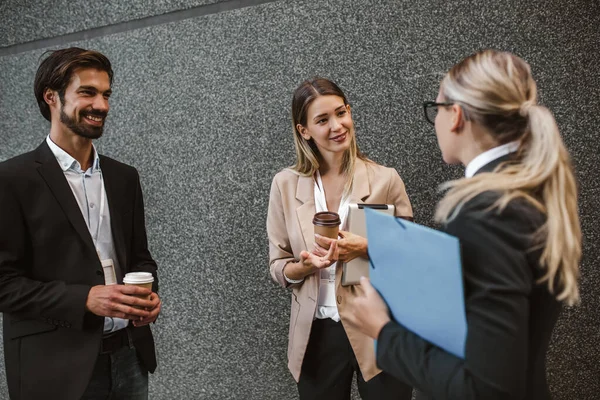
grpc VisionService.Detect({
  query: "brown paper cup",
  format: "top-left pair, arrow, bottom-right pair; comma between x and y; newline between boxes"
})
313,211 -> 341,249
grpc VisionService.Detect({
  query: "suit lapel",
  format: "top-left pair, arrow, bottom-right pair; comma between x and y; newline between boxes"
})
100,156 -> 127,278
295,173 -> 315,252
348,159 -> 370,204
35,141 -> 96,253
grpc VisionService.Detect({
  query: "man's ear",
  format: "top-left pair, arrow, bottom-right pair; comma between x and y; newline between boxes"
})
450,104 -> 464,133
43,89 -> 58,107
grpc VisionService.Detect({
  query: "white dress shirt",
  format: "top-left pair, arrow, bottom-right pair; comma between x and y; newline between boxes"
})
46,136 -> 128,333
465,141 -> 520,178
313,172 -> 350,322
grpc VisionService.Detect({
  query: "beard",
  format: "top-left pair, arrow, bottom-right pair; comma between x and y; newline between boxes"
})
59,106 -> 107,139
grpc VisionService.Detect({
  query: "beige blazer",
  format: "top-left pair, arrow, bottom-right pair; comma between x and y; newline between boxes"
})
267,159 -> 413,382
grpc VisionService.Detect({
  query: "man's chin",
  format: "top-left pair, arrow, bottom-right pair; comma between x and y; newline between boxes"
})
74,128 -> 103,140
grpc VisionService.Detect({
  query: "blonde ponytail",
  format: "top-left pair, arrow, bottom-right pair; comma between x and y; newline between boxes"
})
435,50 -> 581,305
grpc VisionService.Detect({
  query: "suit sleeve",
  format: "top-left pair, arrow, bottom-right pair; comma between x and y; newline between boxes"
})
0,171 -> 91,330
266,176 -> 300,289
128,170 -> 158,293
386,168 -> 413,219
375,213 -> 532,400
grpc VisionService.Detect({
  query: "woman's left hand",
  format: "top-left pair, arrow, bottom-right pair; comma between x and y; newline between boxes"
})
313,230 -> 368,262
344,276 -> 391,339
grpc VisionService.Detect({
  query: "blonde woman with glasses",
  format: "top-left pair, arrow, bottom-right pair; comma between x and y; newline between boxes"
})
343,50 -> 581,400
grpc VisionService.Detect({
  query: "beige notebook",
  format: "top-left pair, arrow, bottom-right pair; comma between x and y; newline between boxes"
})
341,203 -> 395,286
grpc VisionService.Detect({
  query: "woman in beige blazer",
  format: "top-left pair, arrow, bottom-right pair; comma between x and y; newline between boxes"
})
267,78 -> 413,400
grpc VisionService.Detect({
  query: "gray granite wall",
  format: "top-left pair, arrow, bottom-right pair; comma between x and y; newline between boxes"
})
1,0 -> 599,399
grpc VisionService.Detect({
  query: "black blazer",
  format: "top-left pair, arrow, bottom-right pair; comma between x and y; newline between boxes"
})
0,141 -> 159,400
376,156 -> 561,400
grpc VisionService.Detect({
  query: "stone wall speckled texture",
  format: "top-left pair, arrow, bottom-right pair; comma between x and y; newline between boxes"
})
1,0 -> 599,399
0,0 -> 225,47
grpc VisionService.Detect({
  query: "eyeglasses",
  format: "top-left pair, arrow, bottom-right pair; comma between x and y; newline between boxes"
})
423,101 -> 454,125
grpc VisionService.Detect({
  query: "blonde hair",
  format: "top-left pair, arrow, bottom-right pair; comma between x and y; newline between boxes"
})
290,78 -> 369,195
435,50 -> 581,305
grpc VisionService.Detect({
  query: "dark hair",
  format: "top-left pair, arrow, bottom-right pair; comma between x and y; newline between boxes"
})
34,47 -> 113,121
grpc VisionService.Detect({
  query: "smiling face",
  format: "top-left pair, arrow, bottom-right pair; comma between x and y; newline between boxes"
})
297,94 -> 354,157
54,68 -> 111,139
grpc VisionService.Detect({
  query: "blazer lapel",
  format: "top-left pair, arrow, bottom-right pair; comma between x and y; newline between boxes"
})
295,173 -> 316,252
348,159 -> 370,204
100,156 -> 127,278
35,141 -> 96,252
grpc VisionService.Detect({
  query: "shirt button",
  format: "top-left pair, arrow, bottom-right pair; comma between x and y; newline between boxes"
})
90,203 -> 95,208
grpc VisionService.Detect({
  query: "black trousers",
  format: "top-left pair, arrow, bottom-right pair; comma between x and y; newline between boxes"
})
297,318 -> 413,400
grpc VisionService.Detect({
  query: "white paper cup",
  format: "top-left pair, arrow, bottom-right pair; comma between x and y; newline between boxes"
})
123,272 -> 154,304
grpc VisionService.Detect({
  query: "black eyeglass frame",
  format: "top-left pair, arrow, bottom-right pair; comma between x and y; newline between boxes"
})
423,101 -> 455,125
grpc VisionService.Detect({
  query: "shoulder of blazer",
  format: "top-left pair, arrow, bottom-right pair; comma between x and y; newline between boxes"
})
451,190 -> 545,234
272,168 -> 300,185
357,159 -> 399,193
99,154 -> 136,173
272,168 -> 313,203
0,146 -> 40,173
99,154 -> 139,181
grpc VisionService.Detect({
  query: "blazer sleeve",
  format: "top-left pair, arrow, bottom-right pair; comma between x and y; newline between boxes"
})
0,169 -> 91,330
127,170 -> 159,293
386,168 -> 413,219
375,212 -> 532,400
266,175 -> 299,289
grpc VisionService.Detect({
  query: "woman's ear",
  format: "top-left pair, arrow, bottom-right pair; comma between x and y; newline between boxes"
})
450,104 -> 464,133
297,124 -> 311,140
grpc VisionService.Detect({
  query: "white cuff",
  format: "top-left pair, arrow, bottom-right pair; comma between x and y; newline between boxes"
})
283,262 -> 304,284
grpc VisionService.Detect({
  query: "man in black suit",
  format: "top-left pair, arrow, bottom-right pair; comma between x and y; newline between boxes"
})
0,47 -> 161,400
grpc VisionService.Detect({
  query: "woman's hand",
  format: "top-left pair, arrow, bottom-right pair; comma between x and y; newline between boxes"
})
283,241 -> 338,281
313,230 -> 367,262
344,277 -> 391,339
300,240 -> 338,271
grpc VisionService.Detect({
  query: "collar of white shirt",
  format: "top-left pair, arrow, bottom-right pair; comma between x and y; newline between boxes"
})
465,141 -> 520,178
46,135 -> 101,173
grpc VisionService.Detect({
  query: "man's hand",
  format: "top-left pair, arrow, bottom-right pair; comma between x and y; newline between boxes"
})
344,276 -> 391,339
86,285 -> 156,320
132,292 -> 161,327
313,230 -> 367,262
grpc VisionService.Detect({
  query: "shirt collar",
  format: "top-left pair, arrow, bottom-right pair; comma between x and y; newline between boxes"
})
465,141 -> 520,178
46,135 -> 101,173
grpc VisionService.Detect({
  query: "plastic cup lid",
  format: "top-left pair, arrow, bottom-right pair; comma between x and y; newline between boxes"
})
123,272 -> 154,284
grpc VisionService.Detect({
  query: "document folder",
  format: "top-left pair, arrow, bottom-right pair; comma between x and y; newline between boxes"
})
365,208 -> 467,359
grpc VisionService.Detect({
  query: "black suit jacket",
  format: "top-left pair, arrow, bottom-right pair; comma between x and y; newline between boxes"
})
375,156 -> 561,400
0,141 -> 159,400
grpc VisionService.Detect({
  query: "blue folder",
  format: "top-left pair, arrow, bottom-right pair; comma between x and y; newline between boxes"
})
365,208 -> 467,359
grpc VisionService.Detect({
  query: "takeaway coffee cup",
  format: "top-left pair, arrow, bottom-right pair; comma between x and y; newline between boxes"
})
123,272 -> 154,303
313,211 -> 341,249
